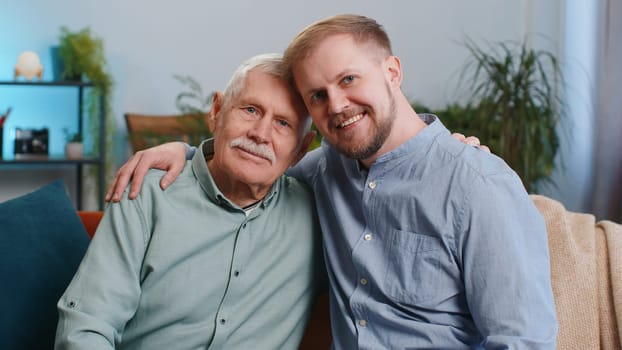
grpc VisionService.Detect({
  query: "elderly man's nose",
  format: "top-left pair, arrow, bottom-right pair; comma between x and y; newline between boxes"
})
249,117 -> 272,142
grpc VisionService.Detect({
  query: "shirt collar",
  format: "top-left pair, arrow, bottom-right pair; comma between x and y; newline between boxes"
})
191,138 -> 280,210
344,114 -> 447,174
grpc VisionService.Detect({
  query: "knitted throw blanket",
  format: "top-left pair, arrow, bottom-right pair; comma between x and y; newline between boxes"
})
531,195 -> 622,350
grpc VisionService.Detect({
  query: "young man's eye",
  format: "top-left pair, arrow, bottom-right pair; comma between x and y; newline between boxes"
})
310,91 -> 327,102
342,75 -> 355,84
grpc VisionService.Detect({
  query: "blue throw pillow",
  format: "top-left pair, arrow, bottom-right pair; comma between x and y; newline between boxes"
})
0,180 -> 90,350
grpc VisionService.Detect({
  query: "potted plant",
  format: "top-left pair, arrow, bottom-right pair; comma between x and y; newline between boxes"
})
63,128 -> 83,159
55,26 -> 115,178
169,75 -> 214,144
416,38 -> 565,193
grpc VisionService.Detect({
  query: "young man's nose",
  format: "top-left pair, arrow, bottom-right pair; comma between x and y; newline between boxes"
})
328,89 -> 349,115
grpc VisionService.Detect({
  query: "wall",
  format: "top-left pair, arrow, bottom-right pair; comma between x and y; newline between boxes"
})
0,0 -> 561,209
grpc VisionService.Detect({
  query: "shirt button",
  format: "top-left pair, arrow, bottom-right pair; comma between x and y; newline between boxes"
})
364,233 -> 372,241
242,223 -> 247,228
220,319 -> 226,325
360,278 -> 368,285
368,181 -> 376,189
234,271 -> 240,277
359,319 -> 367,327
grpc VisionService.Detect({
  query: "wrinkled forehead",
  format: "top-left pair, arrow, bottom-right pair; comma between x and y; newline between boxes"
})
237,69 -> 308,121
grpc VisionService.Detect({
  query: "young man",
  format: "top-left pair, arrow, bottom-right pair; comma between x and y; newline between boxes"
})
55,54 -> 324,349
107,15 -> 557,349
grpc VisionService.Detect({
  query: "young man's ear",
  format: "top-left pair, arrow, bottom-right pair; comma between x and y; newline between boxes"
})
290,130 -> 316,167
208,92 -> 224,133
384,55 -> 402,88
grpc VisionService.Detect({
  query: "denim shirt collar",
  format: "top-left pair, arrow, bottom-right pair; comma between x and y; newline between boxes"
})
349,113 -> 446,175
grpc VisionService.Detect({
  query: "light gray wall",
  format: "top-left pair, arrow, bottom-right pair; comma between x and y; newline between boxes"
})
0,0 -> 562,209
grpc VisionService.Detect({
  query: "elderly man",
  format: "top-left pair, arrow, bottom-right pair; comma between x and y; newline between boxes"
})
55,54 -> 324,349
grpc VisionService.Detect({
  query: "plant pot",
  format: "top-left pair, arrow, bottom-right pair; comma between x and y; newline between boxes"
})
65,142 -> 83,159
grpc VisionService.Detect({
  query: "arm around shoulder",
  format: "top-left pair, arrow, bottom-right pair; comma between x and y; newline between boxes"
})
106,142 -> 191,202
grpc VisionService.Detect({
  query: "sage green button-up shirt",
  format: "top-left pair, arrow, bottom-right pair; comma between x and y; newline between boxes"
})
56,140 -> 324,350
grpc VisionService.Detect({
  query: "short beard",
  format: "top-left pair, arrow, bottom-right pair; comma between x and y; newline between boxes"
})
336,84 -> 397,160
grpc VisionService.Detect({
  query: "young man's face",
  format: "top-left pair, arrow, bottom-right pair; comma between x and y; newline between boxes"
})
210,69 -> 309,189
292,34 -> 400,162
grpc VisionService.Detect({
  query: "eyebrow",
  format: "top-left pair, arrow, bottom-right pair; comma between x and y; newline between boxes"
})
303,68 -> 361,97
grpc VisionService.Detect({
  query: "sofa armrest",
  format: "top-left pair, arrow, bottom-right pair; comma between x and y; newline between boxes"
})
77,211 -> 103,238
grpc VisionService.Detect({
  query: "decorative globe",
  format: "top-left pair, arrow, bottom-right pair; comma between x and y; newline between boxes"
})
15,51 -> 43,80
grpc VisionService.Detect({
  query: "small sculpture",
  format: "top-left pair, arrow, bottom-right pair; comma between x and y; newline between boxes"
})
14,51 -> 43,80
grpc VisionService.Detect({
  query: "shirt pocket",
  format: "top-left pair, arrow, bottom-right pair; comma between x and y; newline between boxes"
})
384,229 -> 442,306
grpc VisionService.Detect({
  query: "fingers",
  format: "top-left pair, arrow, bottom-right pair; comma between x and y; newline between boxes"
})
464,136 -> 480,147
105,153 -> 141,202
463,136 -> 492,153
478,144 -> 491,153
128,155 -> 151,199
451,133 -> 480,147
451,133 -> 466,142
105,170 -> 119,202
450,133 -> 491,153
105,142 -> 189,202
160,163 -> 184,191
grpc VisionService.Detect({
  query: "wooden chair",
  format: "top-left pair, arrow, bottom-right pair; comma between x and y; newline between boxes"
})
124,113 -> 211,152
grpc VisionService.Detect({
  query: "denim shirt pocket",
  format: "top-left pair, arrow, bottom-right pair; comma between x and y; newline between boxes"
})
384,229 -> 442,306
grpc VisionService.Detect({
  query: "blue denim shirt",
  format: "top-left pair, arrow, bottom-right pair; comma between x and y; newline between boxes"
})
288,115 -> 557,349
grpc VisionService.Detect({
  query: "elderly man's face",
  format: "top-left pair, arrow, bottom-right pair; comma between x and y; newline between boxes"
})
209,69 -> 309,190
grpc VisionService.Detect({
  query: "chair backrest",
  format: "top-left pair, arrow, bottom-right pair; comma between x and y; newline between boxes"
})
124,113 -> 211,152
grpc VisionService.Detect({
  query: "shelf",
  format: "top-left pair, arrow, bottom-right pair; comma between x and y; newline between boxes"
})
0,80 -> 93,87
0,80 -> 106,210
0,155 -> 101,164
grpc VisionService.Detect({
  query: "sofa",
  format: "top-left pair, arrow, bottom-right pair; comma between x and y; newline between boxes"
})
0,181 -> 620,349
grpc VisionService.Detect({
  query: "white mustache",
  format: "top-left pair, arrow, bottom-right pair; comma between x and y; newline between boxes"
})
230,137 -> 276,164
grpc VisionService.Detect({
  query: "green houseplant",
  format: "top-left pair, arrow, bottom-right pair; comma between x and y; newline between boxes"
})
56,26 -> 115,183
416,38 -> 564,192
172,74 -> 214,144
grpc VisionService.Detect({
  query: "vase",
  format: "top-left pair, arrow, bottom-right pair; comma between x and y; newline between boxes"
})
64,142 -> 83,159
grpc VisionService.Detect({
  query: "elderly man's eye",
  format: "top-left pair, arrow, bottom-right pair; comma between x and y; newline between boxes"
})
276,119 -> 290,128
245,106 -> 258,114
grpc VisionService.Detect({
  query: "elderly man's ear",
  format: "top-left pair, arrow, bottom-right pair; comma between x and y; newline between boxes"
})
208,92 -> 224,133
